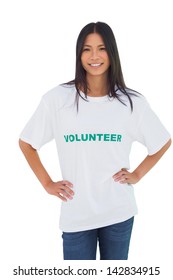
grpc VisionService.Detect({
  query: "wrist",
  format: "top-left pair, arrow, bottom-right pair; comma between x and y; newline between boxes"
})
42,179 -> 54,190
132,170 -> 141,183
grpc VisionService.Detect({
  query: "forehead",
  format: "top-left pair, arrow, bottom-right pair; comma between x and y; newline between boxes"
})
83,33 -> 104,46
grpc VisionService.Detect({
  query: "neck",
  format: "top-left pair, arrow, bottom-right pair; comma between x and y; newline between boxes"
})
86,75 -> 109,97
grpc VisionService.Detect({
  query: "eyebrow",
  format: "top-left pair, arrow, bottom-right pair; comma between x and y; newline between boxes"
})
83,44 -> 105,47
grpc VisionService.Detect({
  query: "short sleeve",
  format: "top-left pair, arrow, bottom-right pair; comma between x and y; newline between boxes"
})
19,97 -> 54,150
134,101 -> 171,155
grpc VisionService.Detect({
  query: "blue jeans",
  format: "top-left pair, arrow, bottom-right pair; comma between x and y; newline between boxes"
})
62,217 -> 134,260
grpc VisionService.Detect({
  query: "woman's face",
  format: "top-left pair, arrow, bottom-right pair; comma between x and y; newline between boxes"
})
81,33 -> 110,78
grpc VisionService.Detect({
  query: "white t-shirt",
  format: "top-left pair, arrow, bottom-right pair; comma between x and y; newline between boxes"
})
20,84 -> 170,232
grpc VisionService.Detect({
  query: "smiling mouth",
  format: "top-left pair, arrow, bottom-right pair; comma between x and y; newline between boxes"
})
89,63 -> 103,67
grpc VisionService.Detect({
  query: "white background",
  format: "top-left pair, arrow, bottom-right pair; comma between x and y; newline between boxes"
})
0,0 -> 173,278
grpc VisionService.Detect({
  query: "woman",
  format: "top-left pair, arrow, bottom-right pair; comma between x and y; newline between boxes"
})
19,22 -> 171,260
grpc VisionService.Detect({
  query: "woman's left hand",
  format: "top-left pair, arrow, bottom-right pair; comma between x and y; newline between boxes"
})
112,168 -> 140,184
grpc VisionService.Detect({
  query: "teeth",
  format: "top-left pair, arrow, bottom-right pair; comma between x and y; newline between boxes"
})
90,63 -> 101,67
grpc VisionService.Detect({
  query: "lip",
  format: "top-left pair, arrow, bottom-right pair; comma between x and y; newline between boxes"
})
89,63 -> 103,67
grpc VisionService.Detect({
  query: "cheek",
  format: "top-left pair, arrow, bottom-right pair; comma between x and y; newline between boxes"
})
81,53 -> 87,61
81,55 -> 89,70
80,59 -> 87,72
105,59 -> 110,69
104,54 -> 110,65
81,55 -> 84,62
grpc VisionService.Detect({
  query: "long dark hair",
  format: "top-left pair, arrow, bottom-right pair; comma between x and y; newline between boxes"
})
65,21 -> 137,111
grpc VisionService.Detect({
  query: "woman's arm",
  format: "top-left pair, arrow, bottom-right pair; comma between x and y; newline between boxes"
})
19,139 -> 74,201
113,138 -> 172,184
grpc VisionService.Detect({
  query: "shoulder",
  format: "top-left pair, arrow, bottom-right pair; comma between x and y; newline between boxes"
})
42,84 -> 76,109
117,88 -> 149,113
131,94 -> 149,112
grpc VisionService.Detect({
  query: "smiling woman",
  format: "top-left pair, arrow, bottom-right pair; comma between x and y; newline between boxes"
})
67,22 -> 136,109
19,21 -> 171,261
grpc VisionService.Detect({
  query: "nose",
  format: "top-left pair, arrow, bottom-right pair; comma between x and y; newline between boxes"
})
90,49 -> 99,59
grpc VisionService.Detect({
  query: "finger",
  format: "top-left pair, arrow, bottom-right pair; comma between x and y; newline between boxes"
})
58,190 -> 73,201
119,176 -> 131,184
119,177 -> 128,183
56,192 -> 68,202
113,176 -> 121,182
114,172 -> 129,182
114,168 -> 127,176
62,180 -> 73,187
112,171 -> 122,177
112,172 -> 122,180
121,168 -> 127,171
59,188 -> 74,199
120,180 -> 128,184
113,169 -> 128,179
113,173 -> 127,182
61,185 -> 74,196
59,181 -> 74,195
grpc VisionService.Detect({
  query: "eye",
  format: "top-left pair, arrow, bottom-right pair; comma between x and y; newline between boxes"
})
82,48 -> 90,52
99,47 -> 106,51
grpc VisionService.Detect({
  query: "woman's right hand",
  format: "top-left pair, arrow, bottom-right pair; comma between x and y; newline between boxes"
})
44,180 -> 74,202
